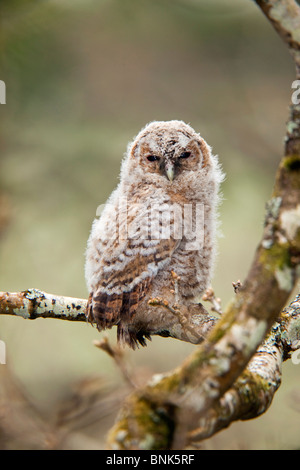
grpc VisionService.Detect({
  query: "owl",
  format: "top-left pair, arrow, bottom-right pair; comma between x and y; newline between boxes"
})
85,120 -> 224,348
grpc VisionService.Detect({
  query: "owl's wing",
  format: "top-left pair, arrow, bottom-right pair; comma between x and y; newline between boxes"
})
87,235 -> 179,348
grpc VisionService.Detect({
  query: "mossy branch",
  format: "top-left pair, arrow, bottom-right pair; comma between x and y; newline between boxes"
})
106,295 -> 300,449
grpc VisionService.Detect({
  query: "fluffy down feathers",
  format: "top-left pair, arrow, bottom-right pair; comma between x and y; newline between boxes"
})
85,120 -> 224,348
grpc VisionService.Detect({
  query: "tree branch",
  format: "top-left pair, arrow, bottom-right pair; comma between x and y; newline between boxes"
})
106,294 -> 300,450
0,288 -> 218,344
0,289 -> 87,322
255,0 -> 300,76
188,295 -> 300,444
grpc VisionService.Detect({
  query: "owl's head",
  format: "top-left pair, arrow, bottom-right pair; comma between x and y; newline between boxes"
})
122,120 -> 213,186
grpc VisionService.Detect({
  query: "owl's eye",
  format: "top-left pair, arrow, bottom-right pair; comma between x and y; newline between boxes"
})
147,155 -> 160,162
179,151 -> 191,159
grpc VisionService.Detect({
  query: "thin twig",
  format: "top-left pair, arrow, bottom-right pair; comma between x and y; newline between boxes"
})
93,336 -> 137,389
202,287 -> 222,315
232,280 -> 242,294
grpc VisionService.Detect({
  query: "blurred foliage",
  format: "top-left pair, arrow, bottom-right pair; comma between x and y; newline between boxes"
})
0,0 -> 299,450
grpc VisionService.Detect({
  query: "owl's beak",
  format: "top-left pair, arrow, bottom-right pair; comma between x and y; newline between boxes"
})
165,162 -> 175,182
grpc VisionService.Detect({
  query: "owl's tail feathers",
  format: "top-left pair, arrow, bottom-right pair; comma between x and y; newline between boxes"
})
86,291 -> 120,330
117,323 -> 152,350
86,291 -> 95,323
86,290 -> 152,349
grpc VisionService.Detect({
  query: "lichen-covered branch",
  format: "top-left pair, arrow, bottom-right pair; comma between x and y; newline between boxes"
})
107,295 -> 300,450
188,294 -> 300,443
0,289 -> 87,322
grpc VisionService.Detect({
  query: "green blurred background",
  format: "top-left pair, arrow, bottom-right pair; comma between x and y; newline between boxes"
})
1,0 -> 300,449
